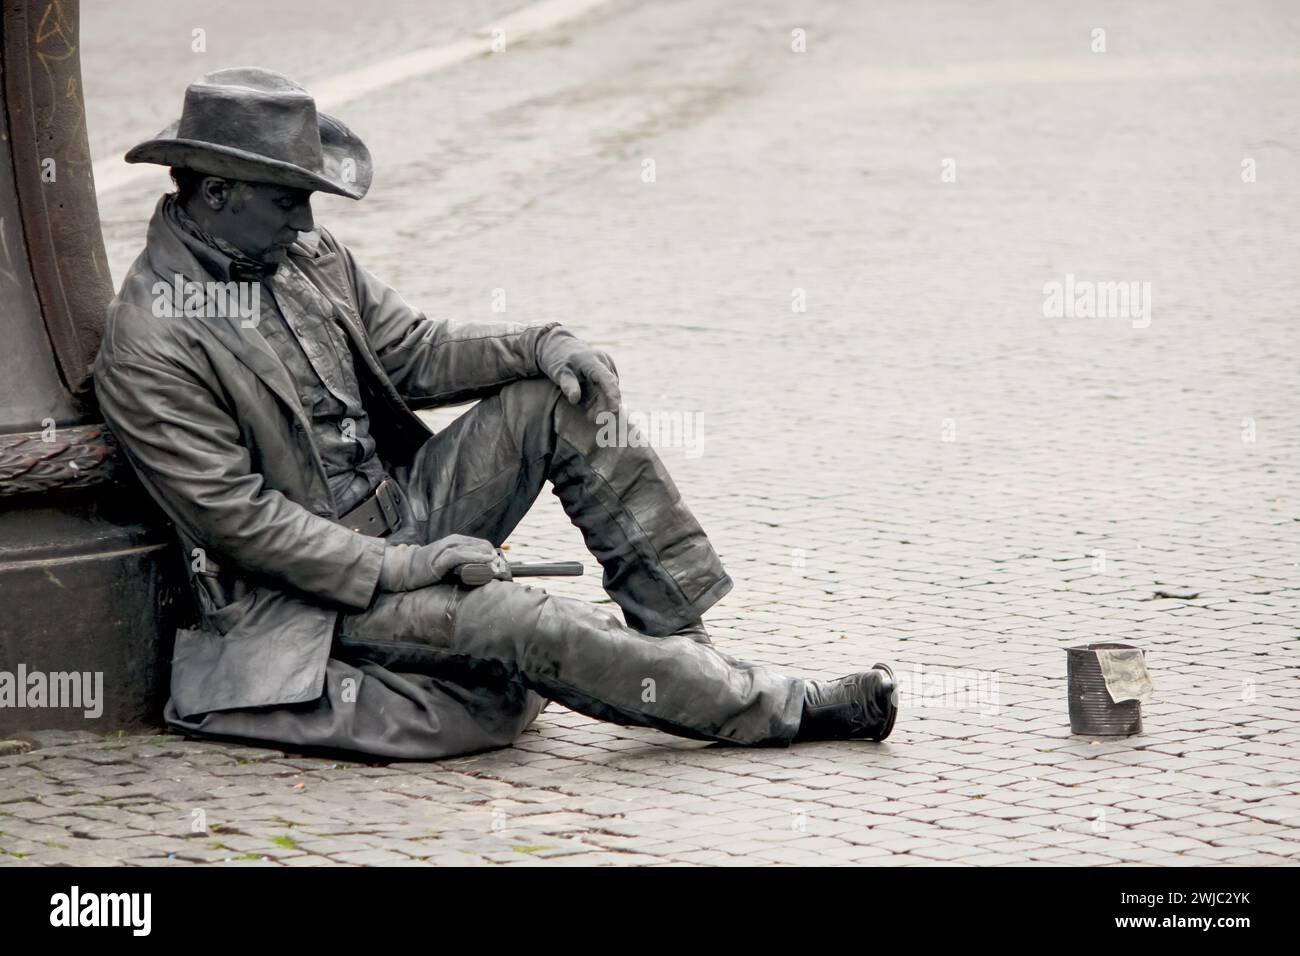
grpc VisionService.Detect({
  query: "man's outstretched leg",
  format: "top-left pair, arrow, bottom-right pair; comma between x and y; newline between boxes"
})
379,377 -> 899,747
392,377 -> 731,639
335,578 -> 898,746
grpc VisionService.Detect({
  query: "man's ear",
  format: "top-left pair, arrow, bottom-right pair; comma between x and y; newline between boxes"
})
199,176 -> 231,212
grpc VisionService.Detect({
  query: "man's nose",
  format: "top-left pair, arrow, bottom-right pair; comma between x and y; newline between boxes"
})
289,201 -> 314,234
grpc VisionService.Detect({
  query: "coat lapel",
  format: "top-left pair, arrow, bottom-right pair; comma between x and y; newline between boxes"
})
291,231 -> 433,450
144,200 -> 311,431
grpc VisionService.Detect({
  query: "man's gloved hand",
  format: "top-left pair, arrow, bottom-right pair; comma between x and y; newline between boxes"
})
535,325 -> 621,419
378,535 -> 513,592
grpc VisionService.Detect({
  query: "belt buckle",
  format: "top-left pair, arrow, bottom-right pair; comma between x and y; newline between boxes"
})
374,477 -> 403,535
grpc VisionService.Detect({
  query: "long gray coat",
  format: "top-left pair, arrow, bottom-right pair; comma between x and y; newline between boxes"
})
94,198 -> 554,736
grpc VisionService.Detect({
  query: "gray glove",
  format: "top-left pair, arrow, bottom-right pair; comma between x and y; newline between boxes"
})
378,535 -> 512,592
535,325 -> 621,418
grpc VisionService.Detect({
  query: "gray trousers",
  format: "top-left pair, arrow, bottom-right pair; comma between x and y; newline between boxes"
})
170,379 -> 805,759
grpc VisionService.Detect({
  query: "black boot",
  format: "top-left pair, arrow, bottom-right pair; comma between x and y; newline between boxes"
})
794,663 -> 899,742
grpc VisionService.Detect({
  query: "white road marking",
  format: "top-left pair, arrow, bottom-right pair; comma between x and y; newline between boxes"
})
858,54 -> 1300,92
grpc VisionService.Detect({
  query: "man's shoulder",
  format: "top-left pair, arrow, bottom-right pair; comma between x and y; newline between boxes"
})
98,250 -> 206,376
103,250 -> 159,329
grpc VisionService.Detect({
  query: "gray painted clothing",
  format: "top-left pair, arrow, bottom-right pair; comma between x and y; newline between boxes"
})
167,377 -> 803,759
112,197 -> 801,761
168,197 -> 383,514
259,266 -> 384,515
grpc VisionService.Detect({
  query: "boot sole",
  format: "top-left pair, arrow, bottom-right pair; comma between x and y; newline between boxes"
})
869,662 -> 899,742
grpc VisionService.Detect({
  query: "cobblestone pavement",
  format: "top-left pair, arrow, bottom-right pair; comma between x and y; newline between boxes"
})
3,0 -> 1298,865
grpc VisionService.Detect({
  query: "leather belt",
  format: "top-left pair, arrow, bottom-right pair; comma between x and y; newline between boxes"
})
337,476 -> 403,538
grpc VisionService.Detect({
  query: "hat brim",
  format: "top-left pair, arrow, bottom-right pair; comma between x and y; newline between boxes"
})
124,111 -> 372,200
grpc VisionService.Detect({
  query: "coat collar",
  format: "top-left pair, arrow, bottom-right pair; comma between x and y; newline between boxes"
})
144,195 -> 317,435
148,194 -> 325,280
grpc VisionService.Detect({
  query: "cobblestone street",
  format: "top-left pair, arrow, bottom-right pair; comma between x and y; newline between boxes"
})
2,0 -> 1298,865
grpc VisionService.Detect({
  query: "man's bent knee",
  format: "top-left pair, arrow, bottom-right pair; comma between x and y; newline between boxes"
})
495,377 -> 565,421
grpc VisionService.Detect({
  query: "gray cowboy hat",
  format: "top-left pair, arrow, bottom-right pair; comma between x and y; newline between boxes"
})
125,67 -> 372,199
